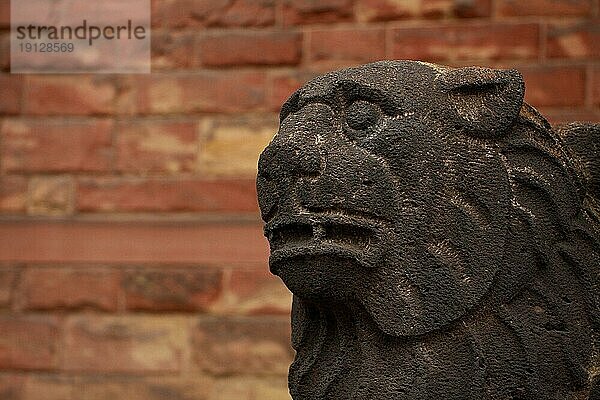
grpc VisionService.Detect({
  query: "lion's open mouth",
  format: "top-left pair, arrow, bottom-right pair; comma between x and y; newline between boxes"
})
264,213 -> 389,271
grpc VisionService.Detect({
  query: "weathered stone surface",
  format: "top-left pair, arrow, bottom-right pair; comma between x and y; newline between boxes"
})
257,60 -> 600,399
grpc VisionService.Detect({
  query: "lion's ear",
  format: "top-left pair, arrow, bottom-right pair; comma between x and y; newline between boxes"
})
435,67 -> 525,137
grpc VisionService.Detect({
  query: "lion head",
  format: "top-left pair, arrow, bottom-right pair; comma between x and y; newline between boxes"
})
256,61 -> 600,399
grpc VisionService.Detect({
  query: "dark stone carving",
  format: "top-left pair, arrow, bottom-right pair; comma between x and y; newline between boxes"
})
256,60 -> 600,399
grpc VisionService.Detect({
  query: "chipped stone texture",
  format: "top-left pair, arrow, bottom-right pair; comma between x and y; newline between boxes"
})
199,117 -> 277,177
28,176 -> 74,216
257,60 -> 600,398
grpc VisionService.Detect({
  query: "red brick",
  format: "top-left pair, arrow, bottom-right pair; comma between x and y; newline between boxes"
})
116,120 -> 198,174
193,317 -> 293,375
124,268 -> 223,312
537,108 -> 600,125
0,0 -> 8,28
355,0 -> 491,21
282,0 -> 353,24
0,75 -> 22,114
152,31 -> 198,70
23,76 -> 116,116
0,221 -> 268,265
20,267 -> 120,312
153,0 -> 275,28
391,23 -> 539,62
132,72 -> 267,114
496,0 -> 593,16
223,267 -> 292,315
1,119 -> 113,173
0,266 -> 16,308
423,0 -> 492,18
310,28 -> 385,64
0,176 -> 27,213
211,376 -> 289,400
77,178 -> 258,213
12,1 -> 141,29
0,374 -> 24,400
63,316 -> 188,373
355,0 -> 420,20
0,317 -> 59,370
199,116 -> 278,177
28,176 -> 74,216
269,72 -> 317,111
200,31 -> 302,67
546,21 -> 600,59
593,66 -> 600,107
0,33 -> 9,71
49,0 -> 149,26
152,0 -> 226,28
9,2 -> 63,27
520,66 -> 586,107
23,376 -> 71,400
23,376 -> 213,400
208,0 -> 276,27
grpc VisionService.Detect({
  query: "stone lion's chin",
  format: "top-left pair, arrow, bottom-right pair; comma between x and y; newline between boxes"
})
269,252 -> 366,301
264,212 -> 391,299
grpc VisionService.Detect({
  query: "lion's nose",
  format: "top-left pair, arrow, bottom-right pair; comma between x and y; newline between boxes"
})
258,103 -> 335,181
258,137 -> 321,181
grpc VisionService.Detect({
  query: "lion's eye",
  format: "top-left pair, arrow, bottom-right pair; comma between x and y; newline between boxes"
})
345,100 -> 380,131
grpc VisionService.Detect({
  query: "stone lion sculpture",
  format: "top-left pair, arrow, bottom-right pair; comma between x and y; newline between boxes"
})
256,60 -> 600,399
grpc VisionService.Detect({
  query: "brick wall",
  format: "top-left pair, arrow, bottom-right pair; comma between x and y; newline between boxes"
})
0,0 -> 599,399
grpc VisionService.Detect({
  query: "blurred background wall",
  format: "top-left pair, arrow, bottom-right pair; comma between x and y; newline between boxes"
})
0,0 -> 598,399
